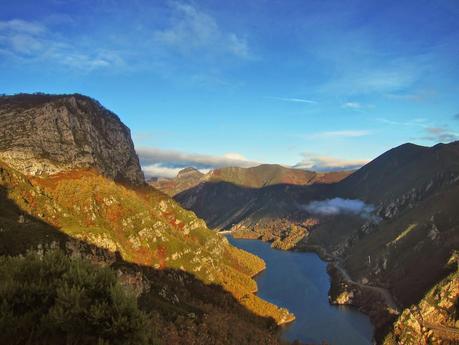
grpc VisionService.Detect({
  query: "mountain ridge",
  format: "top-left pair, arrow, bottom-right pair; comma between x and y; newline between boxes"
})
150,162 -> 351,196
175,140 -> 459,342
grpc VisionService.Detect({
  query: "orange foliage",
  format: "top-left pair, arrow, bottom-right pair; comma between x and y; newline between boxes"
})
156,245 -> 167,269
106,204 -> 124,224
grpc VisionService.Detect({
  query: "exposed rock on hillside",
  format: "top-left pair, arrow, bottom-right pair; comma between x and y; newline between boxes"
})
0,159 -> 293,326
0,93 -> 144,185
173,141 -> 459,343
383,255 -> 459,345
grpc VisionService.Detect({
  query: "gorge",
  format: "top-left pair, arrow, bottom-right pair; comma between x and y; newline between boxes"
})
0,93 -> 458,345
227,235 -> 374,345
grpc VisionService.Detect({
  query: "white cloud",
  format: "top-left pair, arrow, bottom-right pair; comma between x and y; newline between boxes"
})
223,152 -> 248,161
306,130 -> 370,139
303,198 -> 376,219
137,147 -> 258,177
271,97 -> 317,104
294,153 -> 368,172
143,164 -> 209,178
153,2 -> 251,58
143,164 -> 184,178
342,101 -> 363,109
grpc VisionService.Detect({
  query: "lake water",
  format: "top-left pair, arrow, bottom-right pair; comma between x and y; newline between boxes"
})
227,236 -> 374,345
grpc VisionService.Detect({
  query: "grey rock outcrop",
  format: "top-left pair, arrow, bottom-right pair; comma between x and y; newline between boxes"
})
0,93 -> 144,185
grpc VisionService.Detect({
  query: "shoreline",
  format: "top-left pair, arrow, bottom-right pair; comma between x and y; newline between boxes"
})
230,232 -> 399,342
227,234 -> 378,340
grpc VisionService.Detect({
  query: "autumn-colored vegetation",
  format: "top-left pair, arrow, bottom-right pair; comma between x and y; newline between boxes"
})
0,160 -> 293,325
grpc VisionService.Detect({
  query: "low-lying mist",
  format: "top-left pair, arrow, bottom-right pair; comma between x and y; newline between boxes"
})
303,197 -> 376,219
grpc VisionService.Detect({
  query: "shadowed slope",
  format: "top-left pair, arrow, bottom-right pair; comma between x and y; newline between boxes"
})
0,183 -> 286,345
174,141 -> 459,341
0,160 -> 294,326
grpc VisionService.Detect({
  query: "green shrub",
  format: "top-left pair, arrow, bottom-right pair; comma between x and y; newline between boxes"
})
0,250 -> 151,345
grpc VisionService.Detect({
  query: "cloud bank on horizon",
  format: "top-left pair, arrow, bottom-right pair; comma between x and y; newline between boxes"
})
137,147 -> 259,178
137,147 -> 368,177
293,153 -> 368,172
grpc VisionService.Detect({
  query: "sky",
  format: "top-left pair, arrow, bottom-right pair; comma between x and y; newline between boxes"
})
1,0 -> 459,177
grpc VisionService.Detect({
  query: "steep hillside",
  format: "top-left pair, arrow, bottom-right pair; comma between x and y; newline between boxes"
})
151,163 -> 350,196
0,170 -> 286,345
383,254 -> 458,345
0,93 -> 294,344
335,142 -> 459,203
305,142 -> 459,306
0,93 -> 144,185
175,141 -> 459,342
175,178 -> 331,229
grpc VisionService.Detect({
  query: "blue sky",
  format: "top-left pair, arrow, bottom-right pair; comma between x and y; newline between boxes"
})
1,0 -> 459,177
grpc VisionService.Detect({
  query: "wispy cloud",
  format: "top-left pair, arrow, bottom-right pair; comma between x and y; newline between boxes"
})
341,101 -> 373,110
301,10 -> 435,97
137,147 -> 259,177
325,66 -> 422,96
342,101 -> 363,109
0,18 -> 124,71
153,2 -> 251,58
421,127 -> 459,143
376,117 -> 428,127
306,130 -> 370,139
294,153 -> 368,172
386,89 -> 436,102
0,19 -> 45,35
270,97 -> 317,104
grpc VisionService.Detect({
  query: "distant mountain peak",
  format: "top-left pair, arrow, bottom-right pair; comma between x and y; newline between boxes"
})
177,167 -> 203,177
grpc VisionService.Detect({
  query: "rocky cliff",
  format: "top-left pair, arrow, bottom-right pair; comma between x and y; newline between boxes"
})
0,93 -> 144,185
383,254 -> 459,345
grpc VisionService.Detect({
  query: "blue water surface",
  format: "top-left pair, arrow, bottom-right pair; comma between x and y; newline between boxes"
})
227,236 -> 374,345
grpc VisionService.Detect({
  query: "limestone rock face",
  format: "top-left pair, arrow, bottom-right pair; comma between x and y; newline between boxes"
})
383,257 -> 459,345
0,93 -> 144,185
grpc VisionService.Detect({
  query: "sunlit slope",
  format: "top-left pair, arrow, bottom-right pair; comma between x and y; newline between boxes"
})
151,164 -> 351,196
0,161 -> 293,325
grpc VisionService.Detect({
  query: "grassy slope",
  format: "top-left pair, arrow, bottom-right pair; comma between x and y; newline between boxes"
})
0,160 -> 293,325
0,199 -> 286,345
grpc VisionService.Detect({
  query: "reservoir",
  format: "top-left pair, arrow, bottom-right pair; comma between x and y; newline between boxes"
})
227,236 -> 374,345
